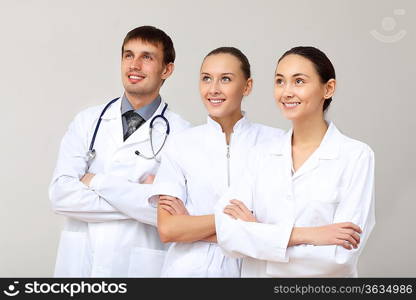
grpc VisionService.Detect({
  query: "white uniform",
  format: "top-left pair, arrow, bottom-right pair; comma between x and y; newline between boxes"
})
150,115 -> 284,277
215,122 -> 375,277
49,96 -> 190,277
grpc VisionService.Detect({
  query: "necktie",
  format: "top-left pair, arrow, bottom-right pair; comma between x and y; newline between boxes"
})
123,111 -> 145,141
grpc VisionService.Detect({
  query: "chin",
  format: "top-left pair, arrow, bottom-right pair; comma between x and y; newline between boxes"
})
208,112 -> 224,119
281,111 -> 299,121
209,109 -> 230,119
204,106 -> 223,117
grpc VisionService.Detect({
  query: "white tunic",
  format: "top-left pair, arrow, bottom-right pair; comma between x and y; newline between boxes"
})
150,115 -> 284,277
215,122 -> 375,277
49,96 -> 190,277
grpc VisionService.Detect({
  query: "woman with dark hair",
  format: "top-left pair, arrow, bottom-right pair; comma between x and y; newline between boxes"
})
215,46 -> 375,277
148,47 -> 284,277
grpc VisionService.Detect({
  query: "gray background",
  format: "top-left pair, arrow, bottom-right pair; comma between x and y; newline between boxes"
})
0,0 -> 414,277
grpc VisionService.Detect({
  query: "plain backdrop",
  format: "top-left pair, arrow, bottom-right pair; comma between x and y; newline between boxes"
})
0,0 -> 414,277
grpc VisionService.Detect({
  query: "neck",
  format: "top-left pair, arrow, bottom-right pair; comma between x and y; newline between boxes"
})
211,110 -> 243,144
292,114 -> 328,147
125,91 -> 159,110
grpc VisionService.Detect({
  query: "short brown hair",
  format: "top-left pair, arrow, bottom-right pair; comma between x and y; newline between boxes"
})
122,26 -> 175,65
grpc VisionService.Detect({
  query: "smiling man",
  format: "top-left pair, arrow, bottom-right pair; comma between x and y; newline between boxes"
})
49,26 -> 190,277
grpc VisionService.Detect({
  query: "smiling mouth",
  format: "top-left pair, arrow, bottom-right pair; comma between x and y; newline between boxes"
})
208,98 -> 225,104
128,74 -> 145,81
282,102 -> 301,108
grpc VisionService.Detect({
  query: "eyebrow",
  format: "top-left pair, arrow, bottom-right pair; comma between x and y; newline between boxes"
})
141,51 -> 155,57
122,50 -> 155,57
200,72 -> 235,76
275,72 -> 310,78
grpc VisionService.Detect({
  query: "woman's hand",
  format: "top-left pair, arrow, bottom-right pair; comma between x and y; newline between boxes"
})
223,199 -> 257,222
292,222 -> 362,250
159,195 -> 189,215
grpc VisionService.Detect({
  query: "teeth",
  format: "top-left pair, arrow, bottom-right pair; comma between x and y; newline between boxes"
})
209,99 -> 225,104
284,102 -> 300,107
129,75 -> 143,80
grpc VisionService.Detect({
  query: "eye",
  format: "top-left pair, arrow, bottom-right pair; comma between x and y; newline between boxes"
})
201,76 -> 211,82
221,76 -> 231,83
143,54 -> 152,60
124,53 -> 133,59
295,78 -> 305,84
275,78 -> 284,85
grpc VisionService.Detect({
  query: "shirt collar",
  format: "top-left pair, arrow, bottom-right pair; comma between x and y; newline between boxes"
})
121,93 -> 161,121
272,121 -> 341,159
206,111 -> 251,134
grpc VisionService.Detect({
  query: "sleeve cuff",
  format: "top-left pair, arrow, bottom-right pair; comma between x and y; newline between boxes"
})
148,182 -> 187,207
89,173 -> 105,191
247,221 -> 292,262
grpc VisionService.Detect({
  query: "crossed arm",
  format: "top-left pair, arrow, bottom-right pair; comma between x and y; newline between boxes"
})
49,115 -> 157,224
156,195 -> 361,250
223,199 -> 361,250
157,195 -> 217,243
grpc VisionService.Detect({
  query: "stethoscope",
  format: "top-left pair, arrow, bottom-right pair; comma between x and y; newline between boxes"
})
86,97 -> 170,163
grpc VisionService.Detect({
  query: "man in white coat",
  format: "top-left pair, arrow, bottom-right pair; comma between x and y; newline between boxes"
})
49,26 -> 190,277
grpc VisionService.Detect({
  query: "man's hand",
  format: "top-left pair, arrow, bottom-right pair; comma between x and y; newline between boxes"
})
223,199 -> 257,222
80,173 -> 95,187
159,195 -> 189,215
141,174 -> 155,184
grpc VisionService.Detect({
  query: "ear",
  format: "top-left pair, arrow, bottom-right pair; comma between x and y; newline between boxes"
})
243,78 -> 253,96
161,62 -> 174,80
324,79 -> 336,99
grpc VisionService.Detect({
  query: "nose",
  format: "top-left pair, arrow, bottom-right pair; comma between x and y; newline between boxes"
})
208,79 -> 221,95
281,83 -> 294,99
129,57 -> 142,71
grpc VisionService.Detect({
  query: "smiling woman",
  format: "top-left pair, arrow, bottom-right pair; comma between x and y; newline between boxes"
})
148,47 -> 285,277
215,46 -> 375,277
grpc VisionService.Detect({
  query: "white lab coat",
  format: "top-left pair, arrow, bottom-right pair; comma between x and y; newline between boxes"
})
49,96 -> 190,277
215,122 -> 375,277
150,115 -> 284,277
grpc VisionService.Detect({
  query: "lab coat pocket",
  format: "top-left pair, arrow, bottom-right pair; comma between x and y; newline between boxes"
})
130,155 -> 158,183
127,247 -> 166,277
312,182 -> 339,203
54,231 -> 89,277
309,183 -> 340,224
162,243 -> 208,277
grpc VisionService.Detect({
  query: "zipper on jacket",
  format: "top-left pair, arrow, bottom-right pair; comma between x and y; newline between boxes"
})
226,134 -> 232,187
226,144 -> 230,187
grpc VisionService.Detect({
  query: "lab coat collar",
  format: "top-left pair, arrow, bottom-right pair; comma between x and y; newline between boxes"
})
271,121 -> 341,159
206,111 -> 251,134
101,94 -> 123,120
272,121 -> 341,179
99,94 -> 167,147
314,121 -> 341,160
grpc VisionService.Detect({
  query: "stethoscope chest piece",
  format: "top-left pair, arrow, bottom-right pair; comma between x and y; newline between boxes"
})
86,149 -> 96,162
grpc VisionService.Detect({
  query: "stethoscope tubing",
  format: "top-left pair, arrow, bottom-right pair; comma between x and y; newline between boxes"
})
87,97 -> 169,162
